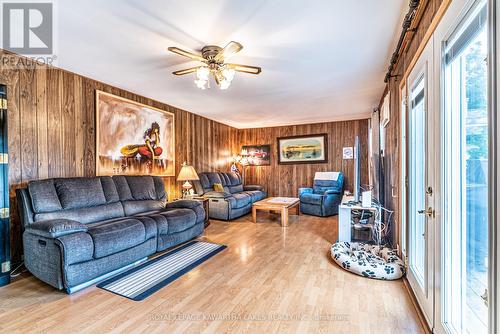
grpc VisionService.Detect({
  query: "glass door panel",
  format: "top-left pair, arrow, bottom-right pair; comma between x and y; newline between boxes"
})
409,76 -> 427,288
406,39 -> 435,328
442,2 -> 488,333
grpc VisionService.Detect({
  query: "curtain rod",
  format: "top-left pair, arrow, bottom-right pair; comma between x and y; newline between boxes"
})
384,0 -> 420,83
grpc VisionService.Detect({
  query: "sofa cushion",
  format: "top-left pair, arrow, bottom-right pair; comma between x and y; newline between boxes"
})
112,175 -> 166,201
143,213 -> 169,235
100,177 -> 120,203
121,200 -> 165,216
87,218 -> 148,258
300,193 -> 324,205
229,184 -> 244,194
200,173 -> 222,190
113,175 -> 134,200
218,173 -> 231,186
112,176 -> 166,216
228,193 -> 252,209
126,176 -> 157,200
153,177 -> 167,200
34,202 -> 125,225
55,178 -> 107,210
203,191 -> 232,198
196,172 -> 242,195
28,179 -> 62,213
162,209 -> 197,233
244,190 -> 266,202
226,172 -> 242,186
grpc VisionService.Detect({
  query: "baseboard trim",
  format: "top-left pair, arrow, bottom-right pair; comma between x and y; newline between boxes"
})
403,277 -> 433,334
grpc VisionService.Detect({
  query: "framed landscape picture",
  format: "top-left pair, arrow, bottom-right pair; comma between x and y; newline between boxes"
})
241,145 -> 271,166
96,91 -> 175,176
277,134 -> 328,164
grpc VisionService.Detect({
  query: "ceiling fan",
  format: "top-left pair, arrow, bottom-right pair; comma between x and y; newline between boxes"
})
168,41 -> 261,90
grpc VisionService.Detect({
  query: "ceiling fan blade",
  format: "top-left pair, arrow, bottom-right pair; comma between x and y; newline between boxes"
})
227,63 -> 261,74
214,41 -> 243,62
172,67 -> 201,75
167,47 -> 206,62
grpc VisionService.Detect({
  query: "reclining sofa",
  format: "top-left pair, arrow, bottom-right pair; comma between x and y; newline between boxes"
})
194,172 -> 266,220
16,175 -> 205,293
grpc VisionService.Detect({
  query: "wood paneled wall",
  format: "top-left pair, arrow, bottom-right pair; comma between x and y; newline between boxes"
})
379,0 -> 445,248
0,51 -> 239,262
239,120 -> 369,197
0,52 -> 370,263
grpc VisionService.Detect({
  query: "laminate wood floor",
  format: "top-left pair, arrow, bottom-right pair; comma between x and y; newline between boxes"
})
0,213 -> 424,334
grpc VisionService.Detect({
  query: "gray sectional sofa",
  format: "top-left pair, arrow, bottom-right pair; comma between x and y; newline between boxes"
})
194,172 -> 266,220
16,175 -> 205,293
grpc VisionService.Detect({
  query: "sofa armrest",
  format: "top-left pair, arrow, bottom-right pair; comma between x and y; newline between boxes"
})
324,189 -> 342,195
203,191 -> 232,199
166,199 -> 202,209
243,185 -> 263,191
25,219 -> 88,238
166,199 -> 206,224
298,187 -> 313,197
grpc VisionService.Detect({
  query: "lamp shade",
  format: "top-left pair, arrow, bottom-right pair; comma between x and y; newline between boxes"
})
177,163 -> 199,181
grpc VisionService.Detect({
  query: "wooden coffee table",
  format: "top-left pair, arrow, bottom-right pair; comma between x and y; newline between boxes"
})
252,197 -> 300,227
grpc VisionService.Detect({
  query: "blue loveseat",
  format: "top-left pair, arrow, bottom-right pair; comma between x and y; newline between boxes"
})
298,172 -> 344,217
16,176 -> 205,292
194,172 -> 266,220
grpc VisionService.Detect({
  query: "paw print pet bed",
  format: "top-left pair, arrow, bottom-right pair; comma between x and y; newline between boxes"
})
331,242 -> 405,280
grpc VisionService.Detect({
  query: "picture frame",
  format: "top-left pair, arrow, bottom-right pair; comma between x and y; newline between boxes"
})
95,90 -> 176,176
241,145 -> 271,166
277,134 -> 328,164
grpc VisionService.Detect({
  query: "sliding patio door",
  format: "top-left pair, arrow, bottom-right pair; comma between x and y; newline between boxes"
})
406,39 -> 436,328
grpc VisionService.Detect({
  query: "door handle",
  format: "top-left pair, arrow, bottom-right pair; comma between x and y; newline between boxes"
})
418,207 -> 435,218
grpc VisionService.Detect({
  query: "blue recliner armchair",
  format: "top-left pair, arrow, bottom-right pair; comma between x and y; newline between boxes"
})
299,172 -> 344,217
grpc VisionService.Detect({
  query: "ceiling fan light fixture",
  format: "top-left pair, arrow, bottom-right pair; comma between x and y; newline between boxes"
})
219,79 -> 231,90
168,41 -> 261,91
222,67 -> 235,82
196,66 -> 210,81
194,78 -> 208,90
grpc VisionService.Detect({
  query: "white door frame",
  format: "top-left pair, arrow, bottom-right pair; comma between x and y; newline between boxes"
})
489,0 -> 498,333
400,82 -> 407,260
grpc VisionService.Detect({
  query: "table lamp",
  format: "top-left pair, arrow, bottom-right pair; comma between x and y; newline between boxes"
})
177,162 -> 199,198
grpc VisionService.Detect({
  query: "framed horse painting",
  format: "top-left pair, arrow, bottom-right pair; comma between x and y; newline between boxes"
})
96,91 -> 175,176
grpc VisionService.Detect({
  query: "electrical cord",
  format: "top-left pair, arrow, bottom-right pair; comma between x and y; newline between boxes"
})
367,195 -> 394,246
9,261 -> 26,279
350,184 -> 394,246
